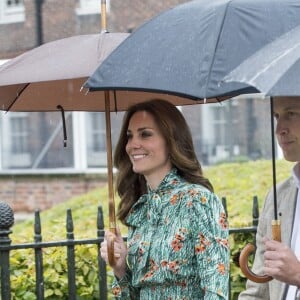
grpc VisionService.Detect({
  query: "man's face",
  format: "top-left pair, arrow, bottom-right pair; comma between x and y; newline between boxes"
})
274,97 -> 300,162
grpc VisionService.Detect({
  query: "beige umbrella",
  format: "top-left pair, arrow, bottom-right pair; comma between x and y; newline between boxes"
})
0,0 -> 130,266
0,33 -> 129,112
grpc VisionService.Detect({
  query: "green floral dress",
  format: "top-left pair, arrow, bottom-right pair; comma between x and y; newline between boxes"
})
112,169 -> 229,299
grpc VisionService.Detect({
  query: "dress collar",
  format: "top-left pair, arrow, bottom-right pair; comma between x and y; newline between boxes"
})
147,168 -> 180,194
126,168 -> 182,226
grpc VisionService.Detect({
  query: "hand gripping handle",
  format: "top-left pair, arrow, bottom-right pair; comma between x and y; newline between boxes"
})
239,220 -> 281,283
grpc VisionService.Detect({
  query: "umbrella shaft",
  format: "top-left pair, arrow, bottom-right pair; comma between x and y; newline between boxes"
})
270,97 -> 278,220
101,0 -> 107,31
105,91 -> 116,229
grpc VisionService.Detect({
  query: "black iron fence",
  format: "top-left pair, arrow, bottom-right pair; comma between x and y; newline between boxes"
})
0,197 -> 259,299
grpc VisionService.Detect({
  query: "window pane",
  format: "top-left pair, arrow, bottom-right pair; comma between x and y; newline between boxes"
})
85,111 -> 124,168
0,0 -> 24,24
6,0 -> 23,7
86,112 -> 107,167
1,112 -> 74,169
11,116 -> 28,153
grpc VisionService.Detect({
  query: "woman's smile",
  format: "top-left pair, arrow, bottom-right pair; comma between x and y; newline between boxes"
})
131,153 -> 147,161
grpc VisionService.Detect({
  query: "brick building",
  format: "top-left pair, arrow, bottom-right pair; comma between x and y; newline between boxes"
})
0,0 -> 272,215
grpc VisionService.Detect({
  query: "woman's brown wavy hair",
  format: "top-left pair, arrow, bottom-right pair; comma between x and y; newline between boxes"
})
114,99 -> 213,224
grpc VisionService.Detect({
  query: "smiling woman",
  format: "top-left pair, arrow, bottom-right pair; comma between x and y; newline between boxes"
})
99,99 -> 230,299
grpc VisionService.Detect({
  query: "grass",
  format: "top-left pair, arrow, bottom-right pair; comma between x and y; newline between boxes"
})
205,159 -> 293,226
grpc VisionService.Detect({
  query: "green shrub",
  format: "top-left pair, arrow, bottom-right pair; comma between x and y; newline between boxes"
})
8,246 -> 113,299
6,159 -> 293,299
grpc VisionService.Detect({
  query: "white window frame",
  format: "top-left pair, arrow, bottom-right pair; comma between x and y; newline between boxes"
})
1,112 -> 31,168
0,0 -> 25,25
85,112 -> 108,167
76,0 -> 110,15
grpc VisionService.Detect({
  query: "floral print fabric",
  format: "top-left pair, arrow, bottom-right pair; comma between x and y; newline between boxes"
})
112,169 -> 229,299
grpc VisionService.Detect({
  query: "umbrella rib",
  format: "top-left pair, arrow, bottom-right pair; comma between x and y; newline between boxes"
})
57,105 -> 67,147
113,90 -> 118,113
204,1 -> 231,94
249,42 -> 300,85
7,83 -> 30,112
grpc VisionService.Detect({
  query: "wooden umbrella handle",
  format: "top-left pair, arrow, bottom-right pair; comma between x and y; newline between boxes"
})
107,226 -> 116,267
239,220 -> 281,283
239,243 -> 272,283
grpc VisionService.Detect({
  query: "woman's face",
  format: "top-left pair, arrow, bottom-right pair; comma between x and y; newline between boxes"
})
125,110 -> 172,185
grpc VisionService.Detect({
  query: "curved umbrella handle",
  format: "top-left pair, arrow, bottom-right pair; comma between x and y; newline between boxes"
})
239,220 -> 281,283
239,243 -> 273,283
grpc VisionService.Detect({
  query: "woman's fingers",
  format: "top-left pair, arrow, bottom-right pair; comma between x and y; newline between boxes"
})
105,229 -> 116,240
100,229 -> 127,278
100,229 -> 126,263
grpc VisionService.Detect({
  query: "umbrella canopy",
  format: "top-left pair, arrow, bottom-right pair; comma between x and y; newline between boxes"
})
223,24 -> 300,96
0,32 -> 130,112
84,0 -> 300,101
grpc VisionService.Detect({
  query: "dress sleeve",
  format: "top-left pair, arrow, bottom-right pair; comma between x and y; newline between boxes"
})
111,266 -> 140,299
189,190 -> 230,299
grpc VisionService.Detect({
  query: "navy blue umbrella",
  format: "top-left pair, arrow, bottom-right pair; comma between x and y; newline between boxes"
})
83,0 -> 300,282
84,0 -> 300,103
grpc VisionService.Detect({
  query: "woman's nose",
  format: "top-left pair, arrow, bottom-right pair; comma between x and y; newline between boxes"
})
127,137 -> 141,149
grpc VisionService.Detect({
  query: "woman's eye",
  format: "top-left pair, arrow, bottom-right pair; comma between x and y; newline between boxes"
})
141,131 -> 152,138
126,133 -> 133,140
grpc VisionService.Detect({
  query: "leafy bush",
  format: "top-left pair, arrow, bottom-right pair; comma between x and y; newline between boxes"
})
6,159 -> 293,299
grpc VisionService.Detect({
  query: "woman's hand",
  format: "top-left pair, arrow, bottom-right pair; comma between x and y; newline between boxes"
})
100,227 -> 128,279
263,238 -> 300,286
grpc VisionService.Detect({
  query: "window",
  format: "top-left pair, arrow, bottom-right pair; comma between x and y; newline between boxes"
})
0,0 -> 25,24
212,102 -> 238,145
86,112 -> 107,167
76,0 -> 110,15
1,112 -> 31,168
11,115 -> 29,154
